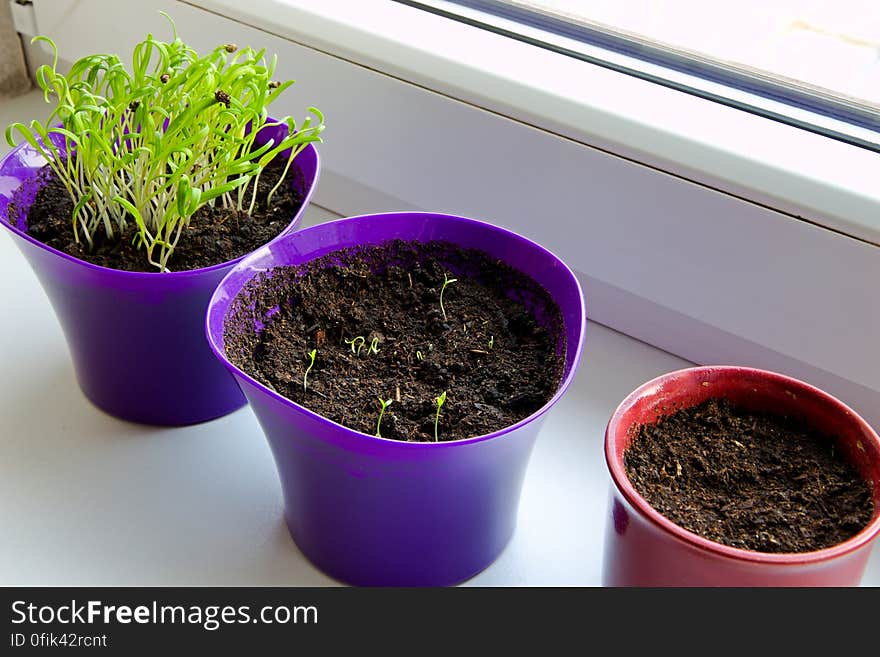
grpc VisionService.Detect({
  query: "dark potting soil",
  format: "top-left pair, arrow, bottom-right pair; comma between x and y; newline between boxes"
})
8,159 -> 304,272
624,398 -> 874,553
224,240 -> 566,442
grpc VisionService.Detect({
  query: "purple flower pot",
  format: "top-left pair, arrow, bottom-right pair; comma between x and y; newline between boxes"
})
205,212 -> 587,585
0,123 -> 319,425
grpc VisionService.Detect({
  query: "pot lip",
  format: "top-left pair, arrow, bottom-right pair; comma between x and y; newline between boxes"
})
0,137 -> 319,280
207,210 -> 588,449
605,365 -> 880,565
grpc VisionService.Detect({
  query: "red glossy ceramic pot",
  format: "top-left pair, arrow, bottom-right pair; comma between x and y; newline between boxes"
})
603,366 -> 880,587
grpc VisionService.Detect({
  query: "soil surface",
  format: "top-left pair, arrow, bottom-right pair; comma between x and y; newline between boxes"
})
9,159 -> 304,272
224,240 -> 566,442
624,398 -> 874,553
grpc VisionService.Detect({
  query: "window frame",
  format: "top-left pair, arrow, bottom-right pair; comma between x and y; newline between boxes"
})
396,0 -> 880,152
176,0 -> 880,243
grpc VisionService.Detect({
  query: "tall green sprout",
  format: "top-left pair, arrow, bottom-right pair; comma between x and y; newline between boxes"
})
434,390 -> 447,442
5,13 -> 325,271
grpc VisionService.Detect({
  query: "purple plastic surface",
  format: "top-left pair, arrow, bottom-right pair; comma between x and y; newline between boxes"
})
0,123 -> 320,425
205,213 -> 587,585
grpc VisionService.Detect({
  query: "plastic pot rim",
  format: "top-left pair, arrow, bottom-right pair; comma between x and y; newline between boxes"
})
206,210 -> 587,449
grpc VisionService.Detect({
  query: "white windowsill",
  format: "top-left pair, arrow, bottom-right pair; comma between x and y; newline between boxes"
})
0,0 -> 880,586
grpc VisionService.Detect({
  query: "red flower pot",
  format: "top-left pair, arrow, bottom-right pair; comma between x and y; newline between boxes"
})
603,366 -> 880,586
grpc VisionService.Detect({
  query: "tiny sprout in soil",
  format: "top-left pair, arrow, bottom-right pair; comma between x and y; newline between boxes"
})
345,336 -> 365,356
434,391 -> 447,442
303,348 -> 316,392
439,272 -> 457,322
376,397 -> 393,437
368,337 -> 380,355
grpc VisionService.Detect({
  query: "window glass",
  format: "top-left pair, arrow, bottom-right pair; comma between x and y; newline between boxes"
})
401,0 -> 880,150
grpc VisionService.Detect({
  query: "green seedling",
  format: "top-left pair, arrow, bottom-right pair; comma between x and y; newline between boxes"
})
368,337 -> 380,355
416,350 -> 424,362
5,13 -> 324,271
439,272 -> 457,321
488,335 -> 494,349
344,336 -> 365,356
303,348 -> 316,392
375,397 -> 393,437
433,390 -> 447,442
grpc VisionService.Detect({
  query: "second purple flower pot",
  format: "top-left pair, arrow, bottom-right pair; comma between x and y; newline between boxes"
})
0,124 -> 320,425
205,212 -> 587,585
